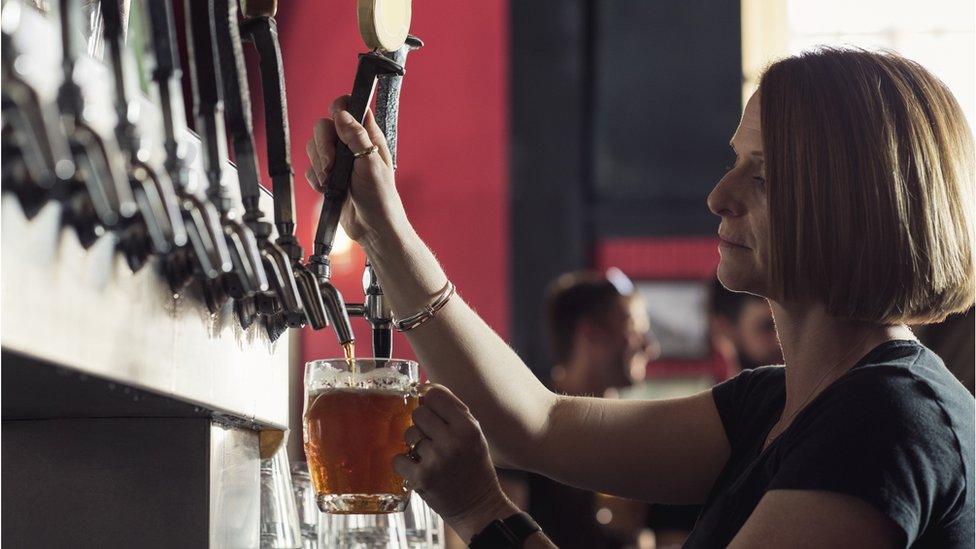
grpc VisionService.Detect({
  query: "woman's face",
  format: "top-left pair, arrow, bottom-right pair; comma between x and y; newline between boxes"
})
707,91 -> 770,298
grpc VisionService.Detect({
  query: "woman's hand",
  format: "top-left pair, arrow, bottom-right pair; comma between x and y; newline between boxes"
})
393,384 -> 520,543
304,96 -> 410,245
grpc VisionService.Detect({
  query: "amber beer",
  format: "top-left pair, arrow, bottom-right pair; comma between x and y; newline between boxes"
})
303,358 -> 420,514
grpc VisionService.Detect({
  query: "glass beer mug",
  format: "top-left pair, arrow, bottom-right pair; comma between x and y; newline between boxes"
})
304,359 -> 421,514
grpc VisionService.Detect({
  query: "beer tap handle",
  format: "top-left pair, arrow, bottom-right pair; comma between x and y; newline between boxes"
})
1,80 -> 63,215
98,0 -> 136,155
145,0 -> 187,188
184,0 -> 230,212
375,35 -> 423,169
56,0 -> 137,235
310,52 -> 404,261
100,0 -> 187,269
364,36 -> 422,358
240,15 -> 297,254
186,0 -> 270,312
69,123 -> 135,231
210,0 -> 263,222
144,0 -> 233,286
1,21 -> 73,208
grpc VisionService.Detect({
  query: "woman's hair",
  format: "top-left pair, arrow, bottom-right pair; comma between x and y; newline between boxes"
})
759,47 -> 975,324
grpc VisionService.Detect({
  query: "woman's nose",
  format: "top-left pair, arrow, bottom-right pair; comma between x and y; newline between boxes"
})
707,173 -> 744,217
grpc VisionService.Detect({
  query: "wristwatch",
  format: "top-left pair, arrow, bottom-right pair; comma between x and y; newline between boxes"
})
469,512 -> 542,548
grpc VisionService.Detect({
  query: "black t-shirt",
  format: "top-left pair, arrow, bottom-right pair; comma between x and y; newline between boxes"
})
685,340 -> 975,548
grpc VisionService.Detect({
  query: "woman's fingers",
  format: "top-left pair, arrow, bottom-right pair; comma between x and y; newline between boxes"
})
312,118 -> 337,177
404,426 -> 438,463
305,166 -> 323,192
393,454 -> 421,487
362,108 -> 394,169
305,117 -> 336,190
306,138 -> 324,183
411,404 -> 451,441
334,110 -> 377,157
422,384 -> 473,428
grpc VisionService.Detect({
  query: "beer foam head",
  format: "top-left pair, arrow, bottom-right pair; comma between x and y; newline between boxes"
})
305,359 -> 419,395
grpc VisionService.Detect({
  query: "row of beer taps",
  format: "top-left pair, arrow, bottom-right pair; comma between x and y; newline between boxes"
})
1,0 -> 422,354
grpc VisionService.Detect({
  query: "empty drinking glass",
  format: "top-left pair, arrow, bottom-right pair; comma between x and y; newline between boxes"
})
426,508 -> 444,549
402,492 -> 429,548
260,445 -> 303,549
319,512 -> 409,548
292,462 -> 320,549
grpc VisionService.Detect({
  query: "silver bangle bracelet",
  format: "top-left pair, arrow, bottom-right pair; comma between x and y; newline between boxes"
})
393,282 -> 456,332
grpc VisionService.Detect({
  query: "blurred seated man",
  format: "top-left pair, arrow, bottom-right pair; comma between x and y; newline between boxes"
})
502,269 -> 657,549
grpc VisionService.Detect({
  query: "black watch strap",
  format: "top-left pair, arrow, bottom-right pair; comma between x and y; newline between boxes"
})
469,512 -> 542,548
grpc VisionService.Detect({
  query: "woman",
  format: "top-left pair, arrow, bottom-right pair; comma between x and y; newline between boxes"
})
306,48 -> 974,547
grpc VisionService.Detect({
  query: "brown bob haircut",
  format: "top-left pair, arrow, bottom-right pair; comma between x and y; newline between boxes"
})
759,48 -> 975,324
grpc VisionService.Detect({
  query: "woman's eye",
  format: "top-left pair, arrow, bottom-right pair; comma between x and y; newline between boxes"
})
753,176 -> 766,188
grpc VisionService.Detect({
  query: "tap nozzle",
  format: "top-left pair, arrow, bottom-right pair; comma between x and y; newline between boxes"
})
317,279 -> 355,347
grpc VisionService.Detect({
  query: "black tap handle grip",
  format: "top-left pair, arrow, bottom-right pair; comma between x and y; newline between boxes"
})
99,0 -> 142,158
185,0 -> 230,210
241,17 -> 295,240
146,0 -> 180,76
210,0 -> 263,220
145,0 -> 193,193
312,53 -> 403,258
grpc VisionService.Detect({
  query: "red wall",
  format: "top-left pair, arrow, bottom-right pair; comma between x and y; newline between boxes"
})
248,1 -> 510,365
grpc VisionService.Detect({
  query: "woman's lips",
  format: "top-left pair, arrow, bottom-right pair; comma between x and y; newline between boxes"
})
718,235 -> 751,250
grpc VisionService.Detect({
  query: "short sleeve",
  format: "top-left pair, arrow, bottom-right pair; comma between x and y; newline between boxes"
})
712,366 -> 784,451
767,367 -> 966,544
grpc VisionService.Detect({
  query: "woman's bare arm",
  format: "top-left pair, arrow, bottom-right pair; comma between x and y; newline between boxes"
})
364,225 -> 729,503
308,107 -> 731,504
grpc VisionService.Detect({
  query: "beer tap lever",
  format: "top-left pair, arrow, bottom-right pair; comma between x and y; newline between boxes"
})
185,0 -> 267,313
307,53 -> 403,348
209,0 -> 298,335
144,0 -> 233,290
361,35 -> 423,358
240,10 -> 296,254
240,1 -> 326,335
55,0 -> 137,247
310,53 -> 404,262
375,36 -> 423,170
1,15 -> 74,218
99,0 -> 188,272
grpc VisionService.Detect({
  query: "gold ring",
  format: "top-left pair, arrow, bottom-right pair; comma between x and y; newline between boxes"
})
407,436 -> 426,462
352,144 -> 378,158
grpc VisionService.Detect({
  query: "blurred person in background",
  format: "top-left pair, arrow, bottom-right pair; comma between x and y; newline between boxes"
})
502,269 -> 658,549
545,268 -> 658,398
708,276 -> 782,375
308,48 -> 975,547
